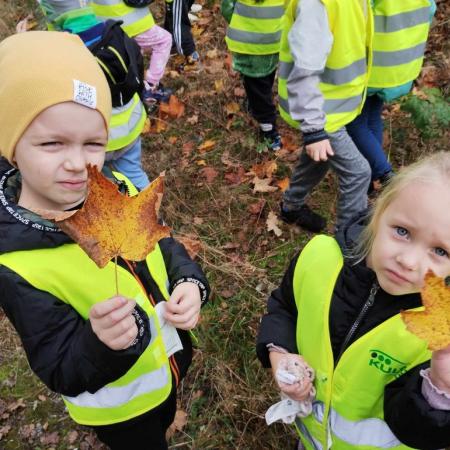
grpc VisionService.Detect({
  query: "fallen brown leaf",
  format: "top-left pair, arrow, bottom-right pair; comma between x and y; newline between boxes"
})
276,177 -> 290,192
200,166 -> 219,183
160,95 -> 185,119
177,235 -> 202,259
252,177 -> 278,193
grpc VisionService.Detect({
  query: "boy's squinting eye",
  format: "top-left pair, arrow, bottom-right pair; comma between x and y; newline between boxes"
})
395,226 -> 409,238
434,247 -> 449,258
40,141 -> 61,147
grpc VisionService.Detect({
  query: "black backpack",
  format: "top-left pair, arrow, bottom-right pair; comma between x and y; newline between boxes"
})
89,20 -> 144,107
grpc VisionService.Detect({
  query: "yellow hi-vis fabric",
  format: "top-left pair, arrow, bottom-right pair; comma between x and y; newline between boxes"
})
225,0 -> 285,55
107,92 -> 146,151
0,241 -> 172,426
369,0 -> 431,89
292,235 -> 431,450
90,0 -> 155,37
278,0 -> 373,133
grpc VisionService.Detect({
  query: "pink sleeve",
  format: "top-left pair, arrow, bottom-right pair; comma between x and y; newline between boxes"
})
420,368 -> 450,410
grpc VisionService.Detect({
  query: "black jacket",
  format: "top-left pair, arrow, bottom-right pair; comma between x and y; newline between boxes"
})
0,158 -> 209,398
256,213 -> 450,450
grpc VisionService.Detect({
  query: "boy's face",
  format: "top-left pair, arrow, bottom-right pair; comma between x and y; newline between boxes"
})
367,182 -> 450,296
14,102 -> 107,211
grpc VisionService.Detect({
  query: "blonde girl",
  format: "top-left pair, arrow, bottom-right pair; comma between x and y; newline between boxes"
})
257,151 -> 450,449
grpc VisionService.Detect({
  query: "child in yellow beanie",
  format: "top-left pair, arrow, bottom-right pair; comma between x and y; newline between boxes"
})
0,31 -> 209,450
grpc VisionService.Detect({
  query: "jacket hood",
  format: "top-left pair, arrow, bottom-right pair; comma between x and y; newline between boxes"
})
0,158 -> 71,253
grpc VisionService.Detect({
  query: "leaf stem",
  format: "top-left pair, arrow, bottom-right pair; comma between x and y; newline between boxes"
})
114,255 -> 119,295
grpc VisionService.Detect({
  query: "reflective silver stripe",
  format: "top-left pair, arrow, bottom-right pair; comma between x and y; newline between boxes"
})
295,417 -> 323,450
279,96 -> 291,115
322,58 -> 366,85
96,7 -> 149,27
234,3 -> 284,19
226,28 -> 281,45
279,60 -> 293,80
41,0 -> 88,17
310,402 -> 402,448
373,41 -> 426,66
375,7 -> 430,33
109,98 -> 144,141
323,94 -> 362,114
92,0 -> 122,5
64,365 -> 169,408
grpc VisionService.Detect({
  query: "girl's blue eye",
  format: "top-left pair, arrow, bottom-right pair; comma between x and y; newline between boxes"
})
395,226 -> 409,237
434,247 -> 449,258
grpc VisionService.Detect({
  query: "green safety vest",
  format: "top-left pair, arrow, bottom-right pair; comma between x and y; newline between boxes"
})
225,0 -> 285,55
292,235 -> 431,450
107,92 -> 147,151
90,0 -> 155,37
0,174 -> 173,425
278,0 -> 373,133
369,0 -> 431,89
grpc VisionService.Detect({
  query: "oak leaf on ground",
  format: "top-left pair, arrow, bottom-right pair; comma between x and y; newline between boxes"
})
41,165 -> 170,268
252,176 -> 278,193
401,271 -> 450,350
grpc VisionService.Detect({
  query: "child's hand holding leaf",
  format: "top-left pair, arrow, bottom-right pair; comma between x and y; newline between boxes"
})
90,296 -> 138,350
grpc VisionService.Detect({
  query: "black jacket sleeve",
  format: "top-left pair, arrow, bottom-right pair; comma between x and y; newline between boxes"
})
0,266 -> 150,397
384,362 -> 450,449
256,254 -> 300,368
159,236 -> 210,305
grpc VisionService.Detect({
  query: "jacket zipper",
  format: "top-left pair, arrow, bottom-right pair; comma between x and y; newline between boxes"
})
336,282 -> 379,362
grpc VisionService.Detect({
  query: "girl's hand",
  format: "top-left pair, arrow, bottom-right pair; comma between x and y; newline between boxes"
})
269,352 -> 314,402
89,296 -> 138,350
430,345 -> 450,394
164,282 -> 201,330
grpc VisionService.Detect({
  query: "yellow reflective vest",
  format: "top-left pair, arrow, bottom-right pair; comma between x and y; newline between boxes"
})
90,0 -> 155,37
292,235 -> 430,449
0,189 -> 173,425
369,0 -> 432,89
225,0 -> 285,55
107,93 -> 147,152
278,0 -> 373,133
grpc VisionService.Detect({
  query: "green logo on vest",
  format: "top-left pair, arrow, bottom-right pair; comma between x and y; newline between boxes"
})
368,350 -> 407,378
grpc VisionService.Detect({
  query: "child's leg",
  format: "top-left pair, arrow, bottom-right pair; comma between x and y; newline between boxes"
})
164,0 -> 196,56
328,128 -> 371,229
109,137 -> 150,191
283,151 -> 330,210
134,26 -> 172,87
242,70 -> 277,126
346,95 -> 392,180
92,387 -> 176,450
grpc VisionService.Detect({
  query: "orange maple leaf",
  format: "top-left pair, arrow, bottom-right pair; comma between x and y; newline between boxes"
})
401,271 -> 450,351
46,165 -> 171,268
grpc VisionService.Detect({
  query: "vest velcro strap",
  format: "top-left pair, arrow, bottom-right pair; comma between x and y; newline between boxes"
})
373,41 -> 426,67
64,364 -> 169,408
226,28 -> 281,45
234,3 -> 284,19
374,6 -> 430,33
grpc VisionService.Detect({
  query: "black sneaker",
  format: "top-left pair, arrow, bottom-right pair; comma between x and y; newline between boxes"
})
260,128 -> 282,152
280,202 -> 326,232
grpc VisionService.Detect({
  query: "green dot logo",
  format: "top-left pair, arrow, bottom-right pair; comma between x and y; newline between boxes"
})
368,350 -> 407,378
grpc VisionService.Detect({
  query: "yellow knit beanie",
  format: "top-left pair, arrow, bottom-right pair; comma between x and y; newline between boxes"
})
0,31 -> 111,163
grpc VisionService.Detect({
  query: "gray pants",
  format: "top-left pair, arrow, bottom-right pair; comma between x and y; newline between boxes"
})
283,127 -> 371,230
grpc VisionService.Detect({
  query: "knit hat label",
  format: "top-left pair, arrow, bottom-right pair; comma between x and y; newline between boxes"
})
73,79 -> 97,109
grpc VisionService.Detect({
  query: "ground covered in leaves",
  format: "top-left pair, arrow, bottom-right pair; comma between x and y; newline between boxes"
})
0,0 -> 449,448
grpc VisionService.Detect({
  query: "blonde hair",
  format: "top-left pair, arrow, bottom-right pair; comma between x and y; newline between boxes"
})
355,151 -> 450,260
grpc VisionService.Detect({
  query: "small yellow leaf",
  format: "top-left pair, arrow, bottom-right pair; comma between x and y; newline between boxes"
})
198,140 -> 216,153
225,102 -> 240,116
